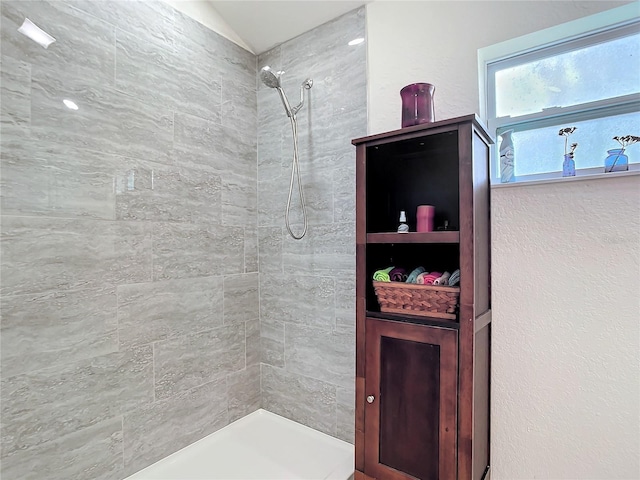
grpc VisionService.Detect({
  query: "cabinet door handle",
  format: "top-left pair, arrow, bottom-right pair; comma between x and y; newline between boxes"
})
366,395 -> 375,404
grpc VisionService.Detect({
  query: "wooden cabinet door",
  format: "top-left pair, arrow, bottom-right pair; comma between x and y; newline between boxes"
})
364,318 -> 458,480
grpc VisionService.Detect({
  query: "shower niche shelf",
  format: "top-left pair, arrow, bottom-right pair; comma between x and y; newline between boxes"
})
352,114 -> 493,480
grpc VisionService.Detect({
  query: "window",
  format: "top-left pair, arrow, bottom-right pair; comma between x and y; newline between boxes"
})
481,5 -> 640,184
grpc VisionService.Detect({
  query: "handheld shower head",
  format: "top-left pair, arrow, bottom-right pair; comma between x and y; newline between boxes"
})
260,66 -> 281,89
261,65 -> 293,116
260,65 -> 313,119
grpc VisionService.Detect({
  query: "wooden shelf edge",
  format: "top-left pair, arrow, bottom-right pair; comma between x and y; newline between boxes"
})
367,231 -> 460,244
366,311 -> 460,329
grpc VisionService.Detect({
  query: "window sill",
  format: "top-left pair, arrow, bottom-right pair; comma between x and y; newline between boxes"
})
491,166 -> 640,188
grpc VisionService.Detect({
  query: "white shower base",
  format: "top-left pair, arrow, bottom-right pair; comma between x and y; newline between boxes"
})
125,409 -> 354,480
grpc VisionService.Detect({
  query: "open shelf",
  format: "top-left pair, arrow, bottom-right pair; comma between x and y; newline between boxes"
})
367,231 -> 459,244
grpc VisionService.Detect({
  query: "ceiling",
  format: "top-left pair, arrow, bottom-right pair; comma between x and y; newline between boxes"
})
208,1 -> 369,54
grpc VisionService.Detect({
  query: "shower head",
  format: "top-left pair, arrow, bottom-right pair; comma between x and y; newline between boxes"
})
261,65 -> 293,117
261,65 -> 312,119
260,66 -> 281,89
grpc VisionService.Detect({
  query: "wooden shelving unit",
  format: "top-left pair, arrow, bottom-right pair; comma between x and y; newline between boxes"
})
352,114 -> 493,480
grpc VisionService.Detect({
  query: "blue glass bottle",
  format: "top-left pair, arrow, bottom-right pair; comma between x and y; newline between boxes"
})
604,148 -> 628,173
562,154 -> 575,177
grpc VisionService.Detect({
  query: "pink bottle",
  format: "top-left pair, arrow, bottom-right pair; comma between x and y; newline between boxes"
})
416,205 -> 435,232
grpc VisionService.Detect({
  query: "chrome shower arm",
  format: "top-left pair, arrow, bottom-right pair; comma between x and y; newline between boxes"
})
291,79 -> 313,117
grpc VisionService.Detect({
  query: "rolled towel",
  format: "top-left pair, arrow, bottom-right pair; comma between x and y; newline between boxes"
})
373,266 -> 394,282
416,272 -> 428,284
405,266 -> 426,284
433,271 -> 451,286
448,269 -> 460,286
421,272 -> 441,285
389,267 -> 407,282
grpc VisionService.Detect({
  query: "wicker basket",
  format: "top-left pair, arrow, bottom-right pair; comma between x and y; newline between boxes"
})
372,281 -> 460,320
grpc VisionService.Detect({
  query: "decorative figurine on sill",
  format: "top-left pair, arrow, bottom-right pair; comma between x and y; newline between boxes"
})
499,129 -> 515,183
605,135 -> 639,173
559,127 -> 577,177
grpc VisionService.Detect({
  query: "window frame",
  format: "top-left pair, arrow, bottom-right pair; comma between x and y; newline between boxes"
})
479,4 -> 640,185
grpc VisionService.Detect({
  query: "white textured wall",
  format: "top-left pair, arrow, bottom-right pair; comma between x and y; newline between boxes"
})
492,177 -> 639,479
367,2 -> 640,478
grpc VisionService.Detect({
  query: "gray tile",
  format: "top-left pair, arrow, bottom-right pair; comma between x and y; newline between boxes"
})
223,273 -> 259,324
282,222 -> 355,276
246,318 -> 260,367
330,48 -> 367,117
1,346 -> 153,455
284,323 -> 355,389
0,417 -> 123,480
257,164 -> 289,227
117,277 -> 224,348
174,113 -> 256,177
1,0 -> 116,84
288,9 -> 366,118
222,170 -> 257,227
1,287 -> 118,378
0,140 -> 117,220
154,324 -> 245,400
221,73 -> 256,134
228,364 -> 260,422
335,277 -> 356,329
258,86 -> 287,139
152,222 -> 244,280
281,7 -> 364,82
123,377 -> 228,477
0,217 -> 152,296
258,226 -> 283,274
172,8 -> 223,63
30,65 -> 173,165
295,108 -> 364,172
115,160 -> 222,224
173,9 -> 255,90
257,116 -> 284,169
260,274 -> 335,329
262,364 -> 336,436
169,143 -> 217,171
333,165 -> 356,224
244,225 -> 258,273
217,34 -> 256,89
296,166 -> 335,226
336,385 -> 355,444
115,27 -> 222,124
261,318 -> 284,368
0,56 -> 30,135
1,140 -> 222,223
72,0 -> 177,51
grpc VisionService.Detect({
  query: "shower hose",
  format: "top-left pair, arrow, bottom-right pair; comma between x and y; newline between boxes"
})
285,115 -> 307,240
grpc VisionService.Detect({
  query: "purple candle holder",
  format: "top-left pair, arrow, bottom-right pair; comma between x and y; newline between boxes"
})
400,83 -> 435,128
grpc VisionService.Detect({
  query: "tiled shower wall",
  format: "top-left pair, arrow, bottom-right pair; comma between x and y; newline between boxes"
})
0,1 -> 259,479
257,8 -> 366,444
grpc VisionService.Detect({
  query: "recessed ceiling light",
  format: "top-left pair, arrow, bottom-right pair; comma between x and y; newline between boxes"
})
63,99 -> 79,110
348,37 -> 365,46
17,18 -> 56,49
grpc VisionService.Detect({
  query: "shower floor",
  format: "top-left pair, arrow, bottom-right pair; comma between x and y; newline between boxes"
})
125,409 -> 354,480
